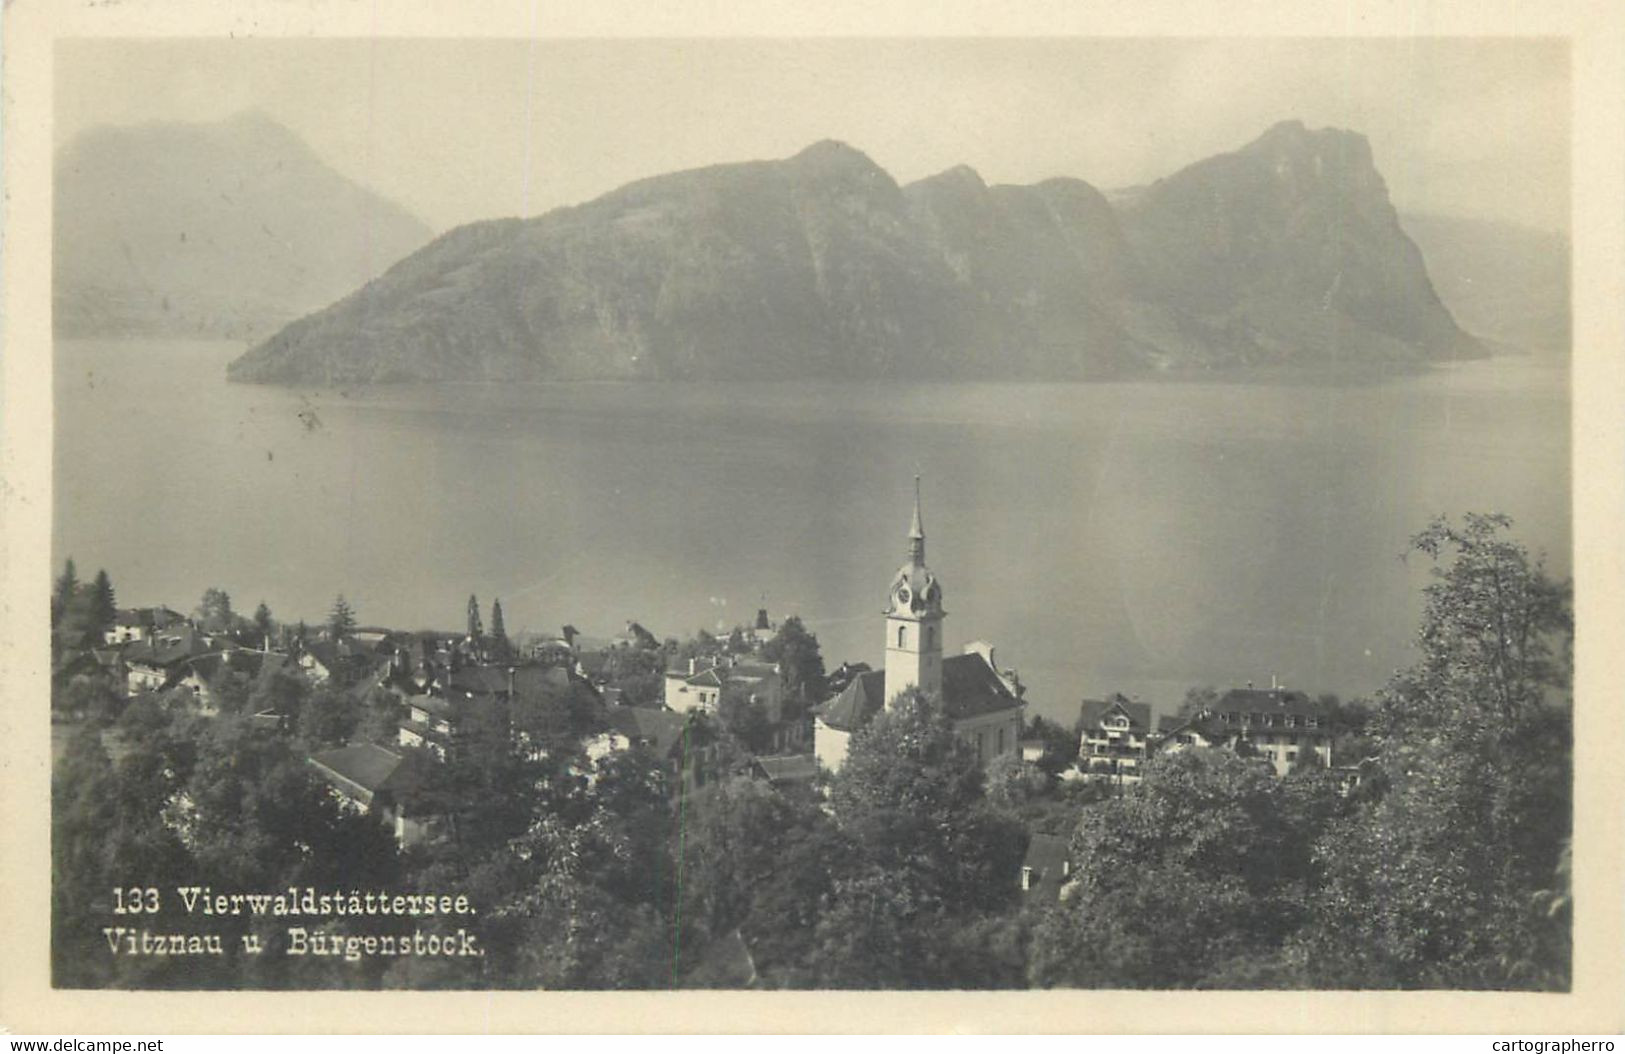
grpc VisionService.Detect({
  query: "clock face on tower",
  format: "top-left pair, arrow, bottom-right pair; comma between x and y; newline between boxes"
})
897,586 -> 911,606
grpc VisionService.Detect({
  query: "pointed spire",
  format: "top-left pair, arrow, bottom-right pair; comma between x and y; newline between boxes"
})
907,475 -> 926,563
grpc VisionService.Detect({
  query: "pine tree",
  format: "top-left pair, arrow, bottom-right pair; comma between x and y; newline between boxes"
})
467,594 -> 484,642
52,558 -> 79,627
490,598 -> 510,661
90,570 -> 117,634
328,595 -> 356,639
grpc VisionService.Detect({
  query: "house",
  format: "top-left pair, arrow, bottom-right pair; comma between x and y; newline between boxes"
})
295,639 -> 377,688
306,743 -> 430,847
103,606 -> 186,645
173,649 -> 283,716
121,624 -> 210,695
665,662 -> 726,713
1076,694 -> 1154,785
1020,833 -> 1072,901
1154,686 -> 1333,777
603,705 -> 720,796
664,657 -> 786,719
813,482 -> 1026,773
397,695 -> 456,759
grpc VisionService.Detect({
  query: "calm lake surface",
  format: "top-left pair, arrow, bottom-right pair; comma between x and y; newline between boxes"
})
54,340 -> 1570,724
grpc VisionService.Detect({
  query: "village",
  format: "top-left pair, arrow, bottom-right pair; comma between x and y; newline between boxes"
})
46,496 -> 1567,991
51,485 -> 1372,905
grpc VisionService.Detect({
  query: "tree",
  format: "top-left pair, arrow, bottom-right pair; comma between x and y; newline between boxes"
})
489,598 -> 510,661
761,616 -> 826,701
677,777 -> 798,937
196,587 -> 234,632
328,595 -> 357,639
717,685 -> 774,755
1023,714 -> 1080,777
829,687 -> 1023,911
359,686 -> 404,745
983,751 -> 1050,808
89,569 -> 117,636
1295,514 -> 1573,990
466,594 -> 483,642
298,684 -> 361,748
1176,685 -> 1221,719
252,601 -> 275,641
52,557 -> 80,627
1029,748 -> 1333,988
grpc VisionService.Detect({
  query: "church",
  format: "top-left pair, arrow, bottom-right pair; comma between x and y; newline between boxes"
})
813,480 -> 1027,773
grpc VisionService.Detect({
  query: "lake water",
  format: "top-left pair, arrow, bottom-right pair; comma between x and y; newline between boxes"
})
54,340 -> 1571,725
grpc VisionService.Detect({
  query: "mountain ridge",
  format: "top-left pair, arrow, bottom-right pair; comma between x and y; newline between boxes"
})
227,121 -> 1489,385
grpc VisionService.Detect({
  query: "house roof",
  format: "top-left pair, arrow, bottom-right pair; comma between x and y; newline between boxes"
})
608,706 -> 693,758
816,652 -> 1022,733
1077,695 -> 1153,734
753,754 -> 818,783
307,743 -> 410,801
683,668 -> 726,689
817,670 -> 887,732
113,606 -> 186,629
184,649 -> 279,685
1213,687 -> 1325,718
123,629 -> 207,669
406,695 -> 454,720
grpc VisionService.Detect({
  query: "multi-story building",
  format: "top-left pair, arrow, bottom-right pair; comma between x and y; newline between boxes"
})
1154,686 -> 1333,776
813,480 -> 1026,773
1076,694 -> 1155,784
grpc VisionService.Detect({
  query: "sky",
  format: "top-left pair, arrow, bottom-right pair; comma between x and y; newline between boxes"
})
56,37 -> 1570,235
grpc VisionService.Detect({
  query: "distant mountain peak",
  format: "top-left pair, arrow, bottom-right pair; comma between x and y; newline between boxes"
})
1243,119 -> 1374,166
55,112 -> 434,341
792,138 -> 869,161
914,164 -> 989,192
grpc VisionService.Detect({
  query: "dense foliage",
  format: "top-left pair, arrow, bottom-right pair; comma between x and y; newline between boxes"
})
49,513 -> 1572,989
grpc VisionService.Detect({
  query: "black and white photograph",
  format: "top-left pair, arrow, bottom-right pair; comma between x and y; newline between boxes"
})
6,4 -> 1621,1028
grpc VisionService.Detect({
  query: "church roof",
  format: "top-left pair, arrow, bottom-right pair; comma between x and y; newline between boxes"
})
815,652 -> 1022,733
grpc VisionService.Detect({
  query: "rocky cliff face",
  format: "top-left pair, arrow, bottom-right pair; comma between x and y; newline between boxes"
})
228,122 -> 1480,385
55,111 -> 434,341
1117,120 -> 1479,364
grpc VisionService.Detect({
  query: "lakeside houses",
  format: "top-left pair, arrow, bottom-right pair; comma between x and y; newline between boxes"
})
119,623 -> 212,694
1064,684 -> 1340,785
173,649 -> 288,717
103,605 -> 187,645
1075,694 -> 1155,785
814,482 -> 1027,773
1154,686 -> 1335,776
59,489 -> 1362,865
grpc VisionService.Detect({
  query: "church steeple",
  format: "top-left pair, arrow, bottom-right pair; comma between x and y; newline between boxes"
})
886,476 -> 944,702
907,474 -> 925,564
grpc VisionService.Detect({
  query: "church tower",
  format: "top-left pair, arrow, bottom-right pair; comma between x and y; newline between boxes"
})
885,476 -> 945,703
